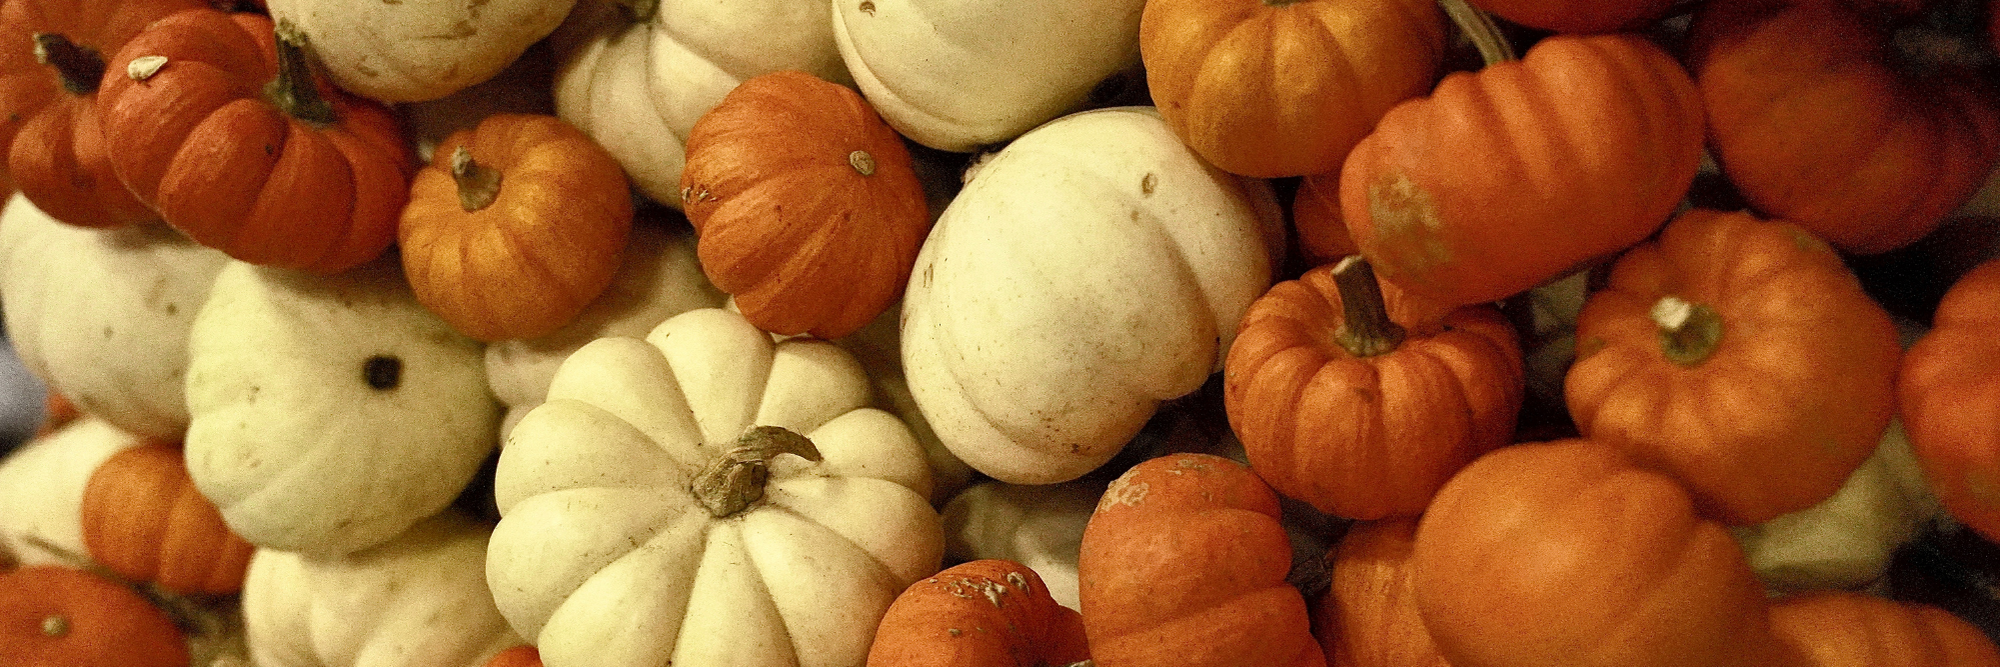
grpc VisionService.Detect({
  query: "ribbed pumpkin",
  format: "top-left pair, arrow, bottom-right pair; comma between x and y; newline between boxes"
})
1767,591 -> 2000,667
0,564 -> 189,667
867,559 -> 1091,667
400,112 -> 634,342
1224,256 -> 1522,520
0,0 -> 204,228
679,70 -> 929,339
1310,519 -> 1449,667
97,11 -> 414,274
1899,257 -> 2000,542
1139,0 -> 1446,178
80,440 -> 255,596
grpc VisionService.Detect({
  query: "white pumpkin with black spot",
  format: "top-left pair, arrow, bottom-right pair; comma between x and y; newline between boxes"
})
183,258 -> 500,556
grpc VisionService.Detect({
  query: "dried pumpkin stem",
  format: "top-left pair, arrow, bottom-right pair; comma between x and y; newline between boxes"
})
848,150 -> 876,176
690,425 -> 824,518
1439,0 -> 1517,65
32,33 -> 104,96
1331,255 -> 1406,358
451,147 -> 504,212
264,19 -> 336,126
1650,295 -> 1723,367
41,614 -> 69,637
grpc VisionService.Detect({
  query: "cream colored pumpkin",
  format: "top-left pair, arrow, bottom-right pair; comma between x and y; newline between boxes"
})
831,0 -> 1145,151
487,307 -> 941,667
0,195 -> 228,440
1733,420 -> 1942,593
552,0 -> 850,206
242,511 -> 523,667
940,479 -> 1104,611
0,417 -> 152,567
900,106 -> 1282,485
829,302 -> 972,505
265,0 -> 574,103
184,259 -> 500,556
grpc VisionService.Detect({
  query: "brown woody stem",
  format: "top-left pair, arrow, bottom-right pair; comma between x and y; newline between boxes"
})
264,19 -> 336,126
1650,295 -> 1723,367
1439,0 -> 1517,65
33,33 -> 104,95
451,147 -> 503,211
691,426 -> 824,518
1332,255 -> 1406,358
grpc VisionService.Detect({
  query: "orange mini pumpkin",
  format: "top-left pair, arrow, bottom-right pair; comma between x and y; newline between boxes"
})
400,112 -> 634,342
1311,519 -> 1449,667
98,11 -> 414,274
80,440 -> 255,596
868,559 -> 1091,667
679,70 -> 930,340
0,564 -> 188,667
1899,257 -> 2000,542
1224,256 -> 1522,520
1767,591 -> 2000,667
1565,209 -> 1901,526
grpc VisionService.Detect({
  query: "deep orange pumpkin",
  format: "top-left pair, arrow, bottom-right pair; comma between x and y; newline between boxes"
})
1077,453 -> 1325,667
1565,209 -> 1901,526
400,112 -> 634,342
1224,256 -> 1522,520
484,645 -> 543,667
1463,0 -> 1676,33
679,70 -> 929,340
1899,257 -> 2000,542
0,0 -> 204,228
1310,519 -> 1449,667
0,565 -> 189,667
97,10 -> 414,274
80,440 -> 255,596
1338,32 -> 1705,308
1686,0 -> 2000,255
867,559 -> 1091,667
1291,174 -> 1357,266
1140,0 -> 1446,178
1767,591 -> 2000,667
1413,440 -> 1785,667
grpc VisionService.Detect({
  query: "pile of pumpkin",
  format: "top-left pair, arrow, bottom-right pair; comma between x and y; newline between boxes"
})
2,0 -> 2000,664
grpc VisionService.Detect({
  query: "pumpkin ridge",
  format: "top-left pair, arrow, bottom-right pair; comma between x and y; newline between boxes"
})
157,99 -> 287,253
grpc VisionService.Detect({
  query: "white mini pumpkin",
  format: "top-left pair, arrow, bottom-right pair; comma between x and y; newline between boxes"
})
266,0 -> 574,103
0,195 -> 228,440
940,479 -> 1104,611
183,258 -> 500,556
487,307 -> 941,667
900,106 -> 1282,485
1733,420 -> 1943,593
241,511 -> 523,667
0,417 -> 152,567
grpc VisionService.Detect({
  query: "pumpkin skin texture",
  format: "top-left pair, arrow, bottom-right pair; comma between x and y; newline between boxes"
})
0,0 -> 204,228
400,112 -> 635,342
0,417 -> 152,569
680,70 -> 930,340
0,565 -> 189,667
81,440 -> 256,596
1311,519 -> 1448,667
1338,33 -> 1704,308
1412,440 -> 1784,667
901,107 -> 1282,485
97,10 -> 415,274
1766,591 -> 2000,667
1225,257 -> 1523,520
487,307 -> 942,667
265,0 -> 574,103
1463,0 -> 1675,34
1899,257 -> 2000,542
867,559 -> 1090,667
1140,0 -> 1445,178
1564,209 -> 1901,526
1686,0 -> 2000,255
1077,453 -> 1325,667
183,259 -> 500,556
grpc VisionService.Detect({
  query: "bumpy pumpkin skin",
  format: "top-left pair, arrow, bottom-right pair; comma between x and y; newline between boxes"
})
1078,453 -> 1325,667
1767,591 -> 2000,667
1900,257 -> 2000,542
81,440 -> 256,596
0,565 -> 189,667
1565,209 -> 1901,526
680,70 -> 930,339
1339,33 -> 1704,308
867,559 -> 1090,667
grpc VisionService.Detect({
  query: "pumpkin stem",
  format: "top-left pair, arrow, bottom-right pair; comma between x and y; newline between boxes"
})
263,19 -> 337,126
41,614 -> 69,637
451,147 -> 504,212
1331,256 -> 1407,358
1650,295 -> 1723,367
1439,0 -> 1517,65
690,425 -> 824,518
32,33 -> 104,96
848,150 -> 876,176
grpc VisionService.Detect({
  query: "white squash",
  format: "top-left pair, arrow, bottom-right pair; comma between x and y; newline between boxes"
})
552,0 -> 850,206
1733,420 -> 1943,593
0,417 -> 152,567
831,302 -> 972,505
940,480 -> 1104,611
487,307 -> 941,667
184,259 -> 500,556
266,0 -> 574,103
831,0 -> 1146,151
900,106 -> 1282,485
242,511 -> 523,667
0,194 -> 228,440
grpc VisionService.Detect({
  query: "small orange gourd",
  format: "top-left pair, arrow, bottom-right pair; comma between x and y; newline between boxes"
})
80,440 -> 255,596
1311,519 -> 1449,667
0,565 -> 188,667
1899,257 -> 2000,542
868,559 -> 1091,667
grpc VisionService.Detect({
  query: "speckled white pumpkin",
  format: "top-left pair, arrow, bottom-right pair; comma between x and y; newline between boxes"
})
266,0 -> 574,103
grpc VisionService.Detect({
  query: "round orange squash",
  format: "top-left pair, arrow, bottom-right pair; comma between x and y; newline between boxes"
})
868,559 -> 1091,667
0,564 -> 188,667
1767,591 -> 2000,667
80,439 -> 255,596
1899,257 -> 2000,542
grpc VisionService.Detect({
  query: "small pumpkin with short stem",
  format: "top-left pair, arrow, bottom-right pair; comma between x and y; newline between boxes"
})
1225,256 -> 1523,520
80,439 -> 256,596
867,559 -> 1091,667
0,563 -> 189,667
679,69 -> 929,339
1564,209 -> 1902,526
400,112 -> 634,342
1899,256 -> 2000,542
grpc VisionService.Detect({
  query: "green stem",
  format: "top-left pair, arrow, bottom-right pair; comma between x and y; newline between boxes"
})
451,147 -> 503,212
1331,256 -> 1407,358
1650,295 -> 1724,367
1438,0 -> 1517,65
32,33 -> 104,95
690,426 -> 824,518
263,19 -> 336,126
